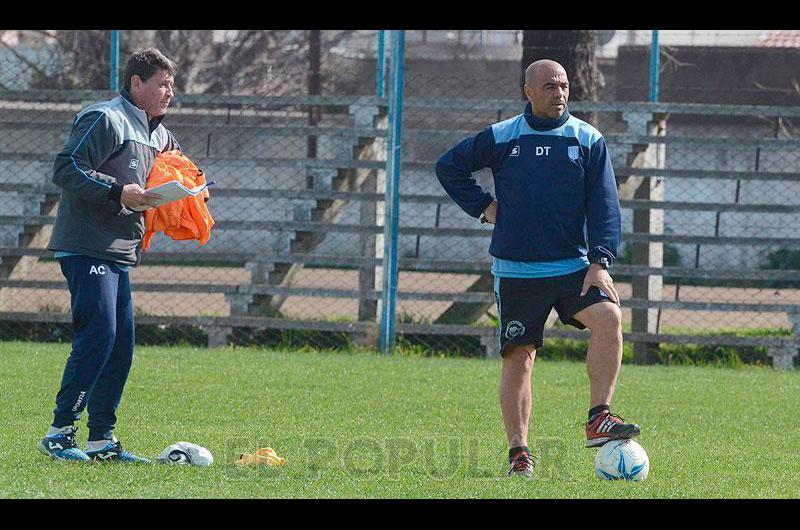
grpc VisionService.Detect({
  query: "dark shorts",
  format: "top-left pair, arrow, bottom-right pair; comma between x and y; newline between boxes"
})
493,268 -> 613,355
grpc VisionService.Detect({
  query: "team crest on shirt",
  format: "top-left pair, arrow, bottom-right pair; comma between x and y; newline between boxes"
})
505,320 -> 525,339
509,145 -> 520,157
567,145 -> 580,160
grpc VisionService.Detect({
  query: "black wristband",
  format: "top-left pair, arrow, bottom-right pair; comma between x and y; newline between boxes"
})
109,182 -> 124,203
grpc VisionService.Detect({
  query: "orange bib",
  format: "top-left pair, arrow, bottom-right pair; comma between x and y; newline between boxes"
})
142,150 -> 214,251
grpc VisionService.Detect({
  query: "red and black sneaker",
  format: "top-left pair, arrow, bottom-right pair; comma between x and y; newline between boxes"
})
585,411 -> 640,448
508,449 -> 535,477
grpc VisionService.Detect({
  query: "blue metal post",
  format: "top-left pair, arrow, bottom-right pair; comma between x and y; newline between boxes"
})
376,30 -> 386,98
649,30 -> 659,103
379,30 -> 405,355
110,30 -> 120,92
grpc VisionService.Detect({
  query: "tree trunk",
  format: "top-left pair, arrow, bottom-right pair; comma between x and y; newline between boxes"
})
521,30 -> 601,124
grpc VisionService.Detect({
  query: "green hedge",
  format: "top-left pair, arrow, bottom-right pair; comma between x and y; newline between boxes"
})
2,321 -> 792,368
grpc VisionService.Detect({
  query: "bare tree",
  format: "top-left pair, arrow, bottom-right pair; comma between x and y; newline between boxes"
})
0,30 -> 110,90
121,30 -> 314,96
0,30 -> 358,96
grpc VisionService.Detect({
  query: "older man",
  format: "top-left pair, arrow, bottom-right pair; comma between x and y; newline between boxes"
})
39,48 -> 180,462
435,60 -> 639,477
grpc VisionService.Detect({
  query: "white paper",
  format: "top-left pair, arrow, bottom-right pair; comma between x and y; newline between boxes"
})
130,180 -> 211,212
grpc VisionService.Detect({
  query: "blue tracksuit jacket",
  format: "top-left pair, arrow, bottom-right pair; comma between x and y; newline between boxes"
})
435,103 -> 621,264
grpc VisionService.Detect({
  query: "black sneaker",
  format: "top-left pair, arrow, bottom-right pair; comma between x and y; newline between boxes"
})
85,437 -> 152,463
586,411 -> 641,448
36,426 -> 90,462
508,449 -> 535,477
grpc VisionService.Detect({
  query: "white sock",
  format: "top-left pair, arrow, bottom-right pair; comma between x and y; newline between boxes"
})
86,436 -> 117,451
47,425 -> 74,437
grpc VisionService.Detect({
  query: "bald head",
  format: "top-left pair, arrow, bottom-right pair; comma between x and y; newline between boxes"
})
523,59 -> 570,119
525,59 -> 567,87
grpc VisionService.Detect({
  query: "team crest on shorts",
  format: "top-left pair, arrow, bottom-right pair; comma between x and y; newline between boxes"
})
505,320 -> 525,339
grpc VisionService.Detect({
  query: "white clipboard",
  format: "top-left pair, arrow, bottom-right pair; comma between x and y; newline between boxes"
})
130,180 -> 215,212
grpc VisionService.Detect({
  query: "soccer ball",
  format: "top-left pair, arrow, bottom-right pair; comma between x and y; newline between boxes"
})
156,441 -> 214,467
594,440 -> 649,481
165,449 -> 190,464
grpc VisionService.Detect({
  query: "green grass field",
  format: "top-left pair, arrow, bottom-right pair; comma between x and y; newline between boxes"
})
1,341 -> 798,498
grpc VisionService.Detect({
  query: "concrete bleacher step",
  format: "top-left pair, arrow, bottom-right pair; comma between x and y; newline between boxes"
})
1,98 -> 389,340
221,104 -> 388,325
0,123 -> 69,155
143,231 -> 296,255
0,189 -> 52,244
0,127 -> 365,161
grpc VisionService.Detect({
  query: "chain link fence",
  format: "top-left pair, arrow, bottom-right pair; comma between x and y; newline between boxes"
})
0,30 -> 386,350
395,30 -> 800,365
1,30 -> 799,366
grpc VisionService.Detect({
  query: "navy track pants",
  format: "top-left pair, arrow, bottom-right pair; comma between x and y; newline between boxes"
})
52,255 -> 134,441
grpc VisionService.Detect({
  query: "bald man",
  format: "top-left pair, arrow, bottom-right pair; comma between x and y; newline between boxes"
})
435,60 -> 639,477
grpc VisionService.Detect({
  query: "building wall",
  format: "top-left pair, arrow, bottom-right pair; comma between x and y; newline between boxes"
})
616,45 -> 800,106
